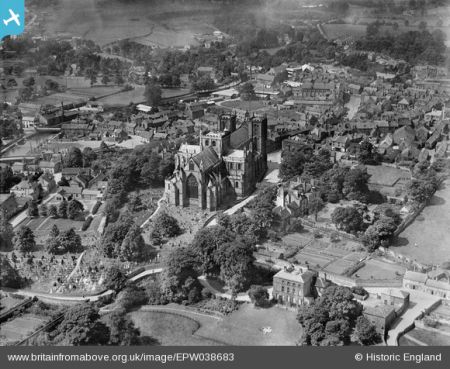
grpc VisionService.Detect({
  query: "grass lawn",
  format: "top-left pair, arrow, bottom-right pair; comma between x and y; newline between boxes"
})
98,86 -> 146,106
129,311 -> 219,346
131,303 -> 302,346
196,304 -> 302,345
393,177 -> 450,265
0,314 -> 47,344
404,328 -> 450,346
353,258 -> 406,280
221,100 -> 267,111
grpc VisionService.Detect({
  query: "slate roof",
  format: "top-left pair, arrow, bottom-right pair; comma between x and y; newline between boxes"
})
229,125 -> 249,149
192,147 -> 220,171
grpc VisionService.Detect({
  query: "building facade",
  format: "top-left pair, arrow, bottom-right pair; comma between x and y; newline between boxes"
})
165,114 -> 267,210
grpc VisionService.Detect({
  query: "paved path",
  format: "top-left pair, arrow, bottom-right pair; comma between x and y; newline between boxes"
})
140,197 -> 166,229
198,276 -> 250,302
207,195 -> 256,227
1,268 -> 163,304
139,305 -> 223,321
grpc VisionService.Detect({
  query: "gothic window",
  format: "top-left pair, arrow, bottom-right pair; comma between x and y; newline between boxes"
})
205,139 -> 209,146
212,140 -> 217,147
235,181 -> 239,188
237,163 -> 242,170
186,175 -> 198,199
189,161 -> 195,171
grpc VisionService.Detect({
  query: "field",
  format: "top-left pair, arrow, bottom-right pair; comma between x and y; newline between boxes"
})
130,303 -> 302,346
38,0 -> 224,47
129,310 -> 219,346
393,177 -> 450,266
323,23 -> 450,46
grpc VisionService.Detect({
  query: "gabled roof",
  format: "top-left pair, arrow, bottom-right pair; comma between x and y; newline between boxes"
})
192,147 -> 220,172
229,125 -> 249,149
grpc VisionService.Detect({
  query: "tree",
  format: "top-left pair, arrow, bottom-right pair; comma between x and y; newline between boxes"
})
58,199 -> 68,219
406,179 -> 437,204
48,204 -> 58,218
144,82 -> 162,106
58,176 -> 70,187
52,304 -> 110,346
65,147 -> 83,167
82,147 -> 97,166
27,200 -> 39,217
101,75 -> 110,85
119,224 -> 147,262
39,203 -> 48,217
239,82 -> 256,101
216,240 -> 255,293
104,309 -> 155,345
103,265 -> 127,291
353,316 -> 381,345
99,215 -> 134,258
248,285 -> 269,307
58,228 -> 83,253
303,149 -> 333,178
280,149 -> 309,180
140,153 -> 161,186
13,226 -> 36,254
0,210 -> 14,250
308,197 -> 325,221
151,212 -> 182,240
160,247 -> 200,303
331,207 -> 364,234
68,199 -> 84,220
362,217 -> 398,252
116,283 -> 148,310
342,167 -> 370,202
298,286 -> 364,346
22,77 -> 35,87
0,255 -> 23,288
190,226 -> 235,275
357,140 -> 380,165
44,79 -> 59,91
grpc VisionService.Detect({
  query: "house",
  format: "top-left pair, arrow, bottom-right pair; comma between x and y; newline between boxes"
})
393,126 -> 416,145
61,167 -> 91,179
39,160 -> 62,174
272,268 -> 316,307
10,180 -> 35,199
113,128 -> 128,142
403,270 -> 450,300
331,135 -> 350,152
56,186 -> 83,201
0,193 -> 19,219
185,102 -> 206,120
366,165 -> 411,204
363,305 -> 396,336
38,175 -> 56,194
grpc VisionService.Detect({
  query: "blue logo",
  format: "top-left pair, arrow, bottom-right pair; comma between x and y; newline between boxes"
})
0,0 -> 25,40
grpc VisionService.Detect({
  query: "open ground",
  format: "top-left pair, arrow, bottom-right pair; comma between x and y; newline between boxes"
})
130,303 -> 302,346
393,177 -> 450,266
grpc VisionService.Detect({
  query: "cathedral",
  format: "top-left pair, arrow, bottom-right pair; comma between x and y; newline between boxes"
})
164,113 -> 268,210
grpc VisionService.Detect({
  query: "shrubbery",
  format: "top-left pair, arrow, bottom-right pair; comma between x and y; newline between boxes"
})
81,216 -> 93,231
